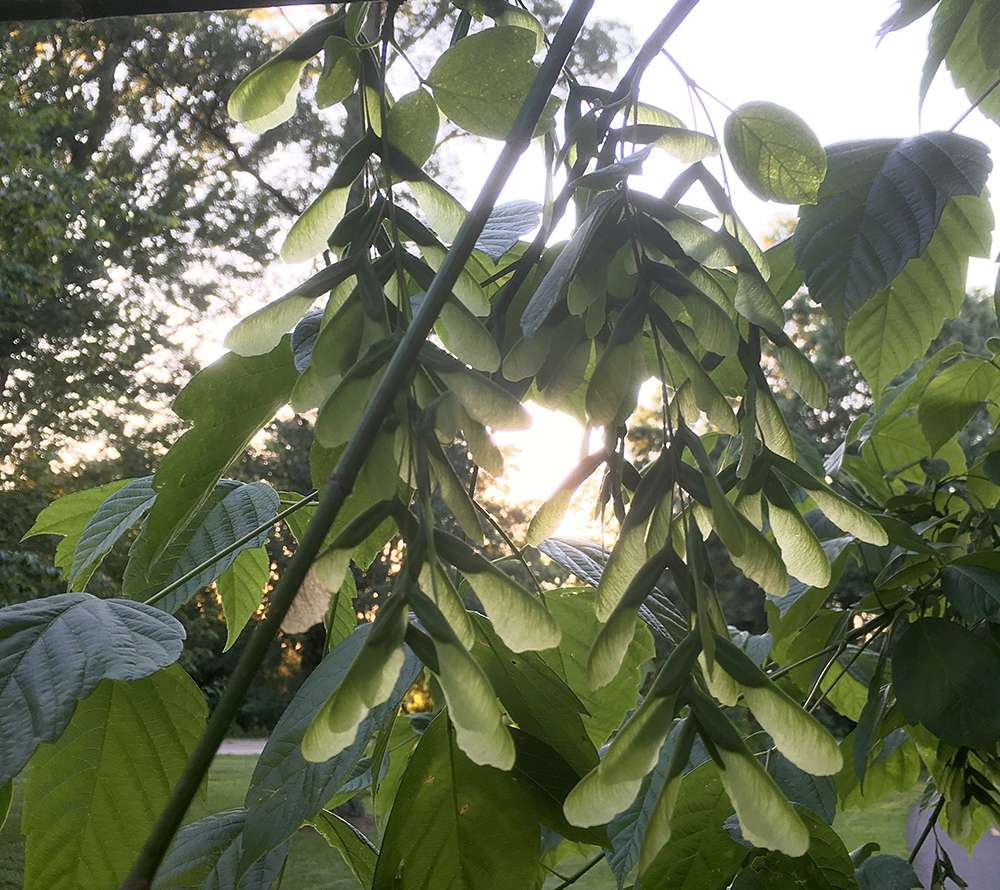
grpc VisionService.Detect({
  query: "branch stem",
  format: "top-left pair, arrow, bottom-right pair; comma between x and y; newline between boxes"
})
121,4 -> 595,886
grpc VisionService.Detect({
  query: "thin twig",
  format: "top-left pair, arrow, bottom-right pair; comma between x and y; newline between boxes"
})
909,796 -> 946,864
951,74 -> 1000,131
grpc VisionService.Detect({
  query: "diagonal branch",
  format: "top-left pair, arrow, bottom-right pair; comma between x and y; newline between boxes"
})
120,2 -> 596,886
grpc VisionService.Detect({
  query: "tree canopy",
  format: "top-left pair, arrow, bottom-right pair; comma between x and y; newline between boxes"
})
5,2 -> 1000,890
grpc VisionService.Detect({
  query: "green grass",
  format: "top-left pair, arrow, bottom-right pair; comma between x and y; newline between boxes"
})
0,755 -> 922,890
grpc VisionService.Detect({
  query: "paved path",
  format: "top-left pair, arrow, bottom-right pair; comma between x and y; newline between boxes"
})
907,806 -> 1000,888
217,738 -> 267,755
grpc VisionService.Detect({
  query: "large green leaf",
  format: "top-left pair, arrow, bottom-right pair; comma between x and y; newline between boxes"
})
427,26 -> 548,139
67,476 -> 156,590
917,356 -> 1000,452
0,593 -> 184,785
892,617 -> 1000,748
641,762 -> 746,890
239,624 -> 421,874
724,101 -> 826,204
153,481 -> 280,614
845,192 -> 993,397
216,544 -> 271,651
941,553 -> 1000,621
793,134 -> 991,328
470,616 -> 597,777
474,199 -> 541,262
144,338 -> 298,560
22,478 -> 131,578
22,667 -> 205,890
854,854 -> 921,890
372,712 -> 542,890
123,479 -> 241,603
541,589 -> 655,746
731,806 -> 858,890
152,808 -> 290,890
941,0 -> 1000,126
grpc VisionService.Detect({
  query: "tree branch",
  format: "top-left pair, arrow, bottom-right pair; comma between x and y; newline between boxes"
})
3,0 -> 331,22
119,2 -> 595,886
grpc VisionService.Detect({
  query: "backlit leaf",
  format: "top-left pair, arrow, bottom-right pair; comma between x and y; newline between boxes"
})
641,762 -> 745,890
372,713 -> 541,890
22,667 -> 204,890
216,544 -> 270,650
845,192 -> 993,397
145,339 -> 297,560
917,356 -> 1000,452
794,134 -> 991,327
427,26 -> 547,139
724,101 -> 826,204
229,56 -> 307,133
22,478 -> 131,578
386,87 -> 439,170
316,36 -> 359,108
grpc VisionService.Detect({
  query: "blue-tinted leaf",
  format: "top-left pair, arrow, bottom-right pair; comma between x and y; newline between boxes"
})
475,199 -> 541,261
0,593 -> 184,785
67,476 -> 156,591
794,133 -> 990,327
290,308 -> 324,372
154,482 -> 280,614
855,854 -> 921,890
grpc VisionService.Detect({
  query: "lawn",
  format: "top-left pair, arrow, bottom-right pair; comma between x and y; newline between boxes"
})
0,754 -> 921,889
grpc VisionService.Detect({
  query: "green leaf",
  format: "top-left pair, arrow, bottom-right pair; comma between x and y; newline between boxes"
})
892,617 -> 1000,748
22,667 -> 205,890
918,357 -> 1000,452
316,36 -> 359,108
145,339 -> 297,560
641,762 -> 746,890
436,297 -> 501,372
123,479 -> 241,602
767,751 -> 836,824
572,145 -> 653,191
941,0 -> 1000,125
521,196 -> 618,342
846,192 -> 994,397
793,134 -> 991,328
22,478 -> 131,577
0,781 -> 10,834
152,807 -> 290,890
732,806 -> 858,889
941,554 -> 1000,621
855,854 -> 921,890
216,544 -> 270,651
154,481 -> 280,614
372,713 -> 542,890
542,589 -> 655,746
241,623 -> 421,872
735,268 -> 785,333
386,87 -> 439,170
471,616 -> 598,777
229,56 -> 308,133
724,101 -> 827,204
427,26 -> 548,139
309,809 -> 378,888
224,258 -> 358,357
0,593 -> 184,786
67,476 -> 156,590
